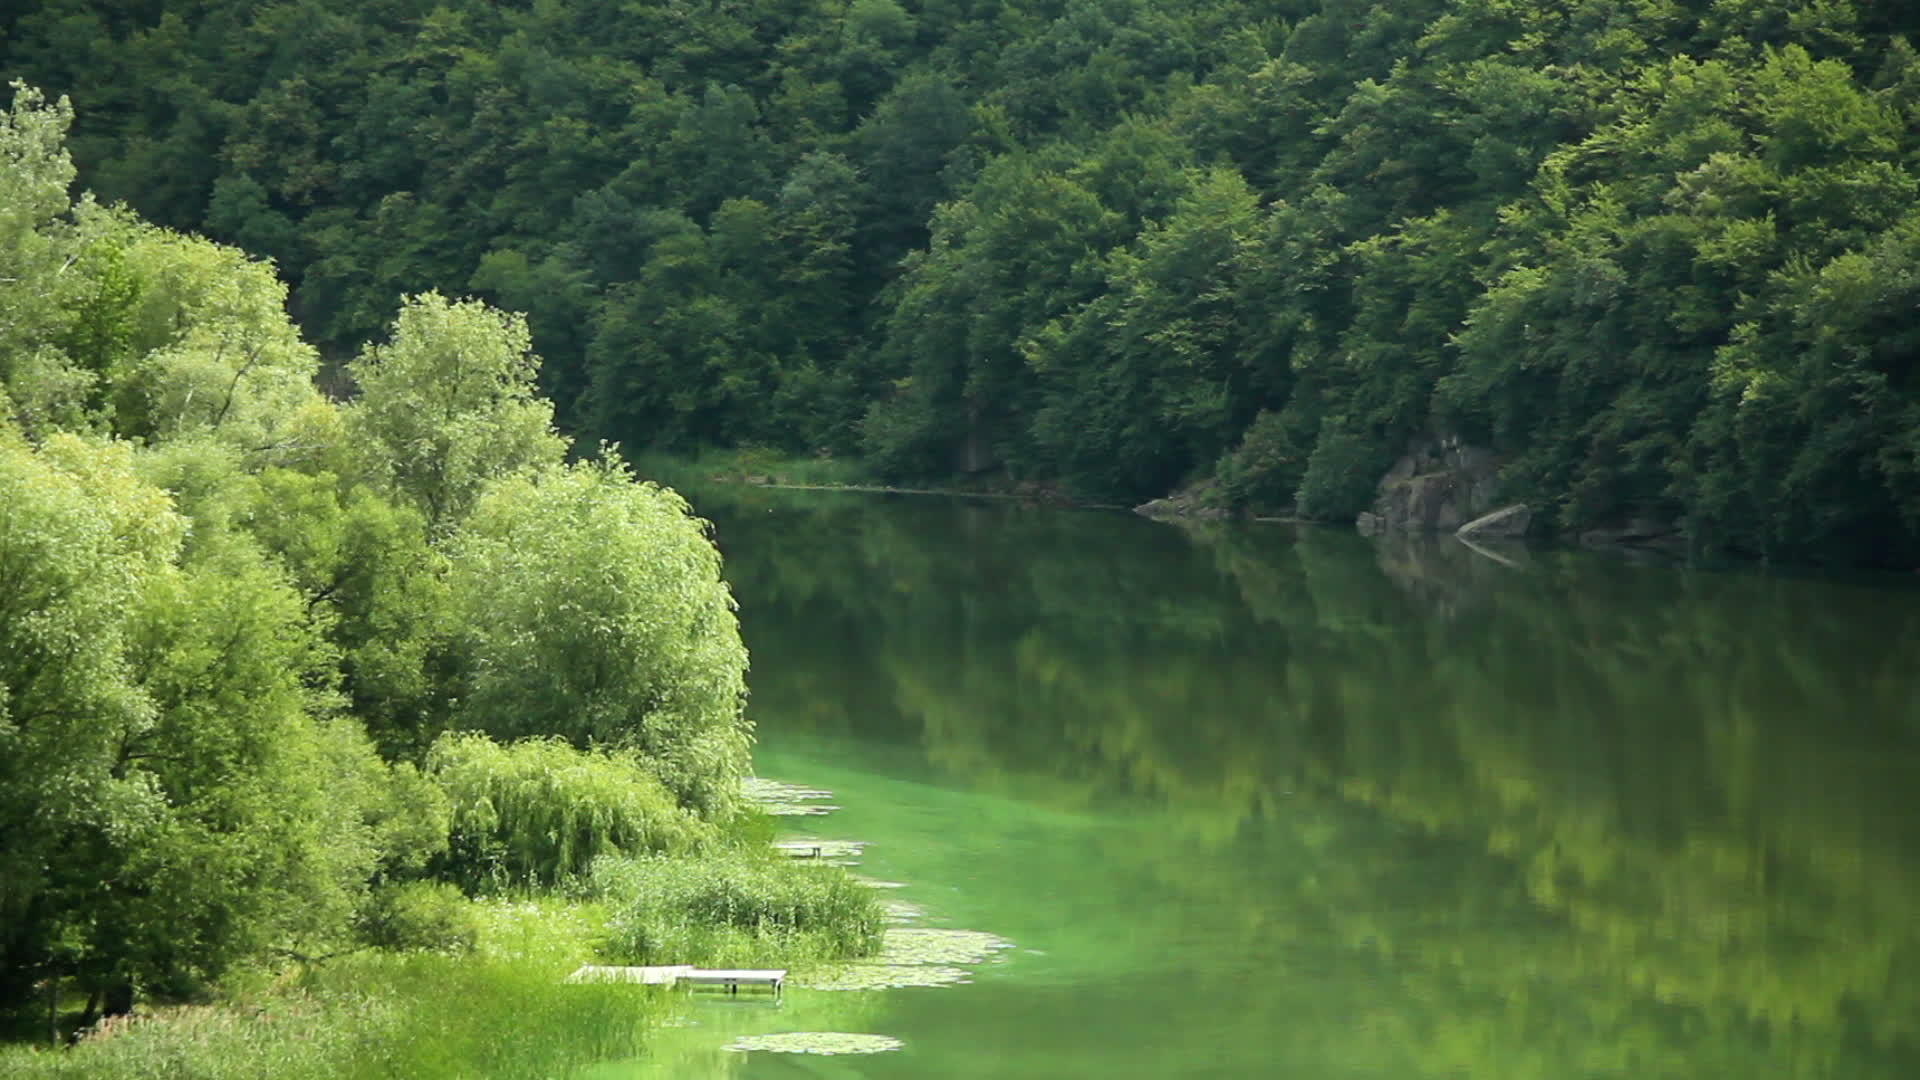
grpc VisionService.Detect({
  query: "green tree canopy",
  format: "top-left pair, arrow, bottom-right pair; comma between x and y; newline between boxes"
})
446,455 -> 751,815
344,292 -> 566,530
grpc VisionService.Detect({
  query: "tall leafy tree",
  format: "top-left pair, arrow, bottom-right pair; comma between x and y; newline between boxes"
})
0,432 -> 179,1010
343,291 -> 566,530
445,455 -> 752,816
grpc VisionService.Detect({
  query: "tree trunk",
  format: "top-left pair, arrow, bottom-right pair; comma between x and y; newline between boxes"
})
74,986 -> 101,1040
103,979 -> 134,1018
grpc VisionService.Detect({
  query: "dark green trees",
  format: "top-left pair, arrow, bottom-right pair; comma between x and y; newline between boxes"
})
10,3 -> 1920,562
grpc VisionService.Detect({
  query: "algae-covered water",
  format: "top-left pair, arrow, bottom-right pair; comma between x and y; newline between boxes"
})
607,487 -> 1920,1078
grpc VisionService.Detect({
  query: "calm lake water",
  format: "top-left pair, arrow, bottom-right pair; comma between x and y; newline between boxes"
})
610,486 -> 1920,1078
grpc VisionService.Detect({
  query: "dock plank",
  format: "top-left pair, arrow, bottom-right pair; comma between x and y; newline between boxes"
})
564,964 -> 786,996
565,965 -> 691,985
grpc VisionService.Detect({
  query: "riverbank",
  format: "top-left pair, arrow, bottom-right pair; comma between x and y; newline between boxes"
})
0,898 -> 662,1079
629,448 -> 1111,507
0,798 -> 888,1077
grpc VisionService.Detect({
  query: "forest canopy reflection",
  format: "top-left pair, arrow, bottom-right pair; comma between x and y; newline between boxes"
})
702,485 -> 1920,1078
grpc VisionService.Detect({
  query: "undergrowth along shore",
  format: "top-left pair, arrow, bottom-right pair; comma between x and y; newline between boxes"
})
0,898 -> 659,1080
0,758 -> 1022,1077
0,826 -> 888,1078
631,446 -> 878,492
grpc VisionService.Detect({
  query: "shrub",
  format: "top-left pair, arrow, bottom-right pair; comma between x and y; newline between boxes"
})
1215,409 -> 1314,513
445,456 -> 751,817
425,733 -> 713,892
1295,419 -> 1393,521
354,882 -> 478,954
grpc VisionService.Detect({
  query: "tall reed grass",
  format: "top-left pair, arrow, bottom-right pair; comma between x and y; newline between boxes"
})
593,849 -> 885,969
0,898 -> 671,1080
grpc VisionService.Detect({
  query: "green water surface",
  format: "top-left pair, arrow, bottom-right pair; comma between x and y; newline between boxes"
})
613,488 -> 1920,1079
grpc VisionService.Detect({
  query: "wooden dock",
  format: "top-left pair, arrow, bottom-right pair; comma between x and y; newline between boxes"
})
566,965 -> 786,996
773,839 -> 864,859
679,969 -> 787,996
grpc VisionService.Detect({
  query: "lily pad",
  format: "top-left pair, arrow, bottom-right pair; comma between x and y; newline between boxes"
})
880,899 -> 925,923
742,778 -> 841,816
768,803 -> 840,816
797,928 -> 1012,991
742,778 -> 835,801
876,928 -> 1013,966
724,1032 -> 904,1055
797,964 -> 972,991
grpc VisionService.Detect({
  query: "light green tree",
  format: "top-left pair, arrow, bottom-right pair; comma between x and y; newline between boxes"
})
98,208 -> 330,456
0,82 -> 91,436
0,431 -> 180,1008
446,455 -> 751,816
244,468 -> 455,759
0,428 -> 418,1014
99,540 -> 383,995
344,292 -> 566,530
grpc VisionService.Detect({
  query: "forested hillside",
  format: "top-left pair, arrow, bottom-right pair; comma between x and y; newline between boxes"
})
6,1 -> 1920,563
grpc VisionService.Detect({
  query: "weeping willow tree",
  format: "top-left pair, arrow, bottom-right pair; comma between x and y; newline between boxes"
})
425,733 -> 714,892
445,454 -> 753,817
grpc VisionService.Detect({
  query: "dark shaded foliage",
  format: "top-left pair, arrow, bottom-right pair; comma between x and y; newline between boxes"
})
9,1 -> 1920,562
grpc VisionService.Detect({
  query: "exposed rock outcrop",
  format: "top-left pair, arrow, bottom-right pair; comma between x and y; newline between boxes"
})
1134,493 -> 1230,521
1134,479 -> 1231,521
1356,434 -> 1502,535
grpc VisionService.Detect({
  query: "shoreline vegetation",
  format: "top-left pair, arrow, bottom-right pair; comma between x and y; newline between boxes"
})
0,847 -> 893,1080
0,765 -> 1008,1079
0,91 -> 890,1077
651,448 -> 1920,576
632,446 -> 1249,515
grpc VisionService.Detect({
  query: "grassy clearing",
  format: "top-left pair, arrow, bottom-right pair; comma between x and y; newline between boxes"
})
0,898 -> 671,1080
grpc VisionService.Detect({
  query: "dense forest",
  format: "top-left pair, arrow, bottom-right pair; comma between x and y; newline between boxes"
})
7,0 -> 1920,564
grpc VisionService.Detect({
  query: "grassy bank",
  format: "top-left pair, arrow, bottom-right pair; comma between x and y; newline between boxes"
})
0,899 -> 661,1080
2,844 -> 884,1079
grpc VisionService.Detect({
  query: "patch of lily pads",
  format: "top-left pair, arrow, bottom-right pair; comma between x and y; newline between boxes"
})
877,928 -> 1013,966
798,964 -> 972,991
724,1032 -> 904,1055
880,898 -> 924,923
741,778 -> 839,817
796,928 -> 1013,991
